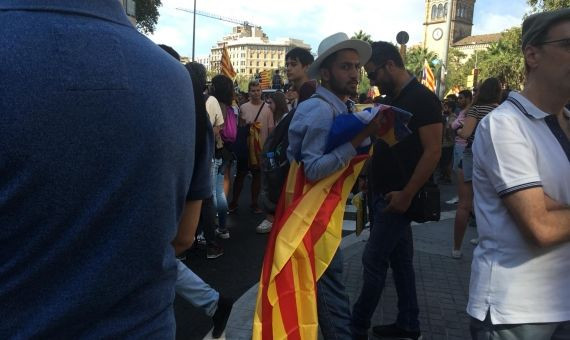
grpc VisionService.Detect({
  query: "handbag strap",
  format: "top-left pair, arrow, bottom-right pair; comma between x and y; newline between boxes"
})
253,102 -> 265,123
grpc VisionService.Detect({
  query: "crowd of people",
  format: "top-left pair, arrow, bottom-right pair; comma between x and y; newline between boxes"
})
1,1 -> 569,339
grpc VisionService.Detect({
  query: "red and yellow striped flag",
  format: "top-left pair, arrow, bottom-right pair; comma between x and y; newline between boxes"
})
221,45 -> 236,79
421,59 -> 436,92
259,69 -> 271,90
253,154 -> 369,340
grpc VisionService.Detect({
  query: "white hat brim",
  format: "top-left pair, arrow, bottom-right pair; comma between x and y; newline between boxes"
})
308,39 -> 372,79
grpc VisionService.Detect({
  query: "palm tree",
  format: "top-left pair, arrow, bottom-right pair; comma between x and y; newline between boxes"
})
404,47 -> 438,79
351,30 -> 373,44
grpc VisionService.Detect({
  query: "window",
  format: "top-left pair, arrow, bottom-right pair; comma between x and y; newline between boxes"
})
264,62 -> 267,66
257,61 -> 259,66
431,5 -> 436,20
437,4 -> 443,18
271,62 -> 274,67
249,69 -> 253,74
250,61 -> 253,66
444,2 -> 448,17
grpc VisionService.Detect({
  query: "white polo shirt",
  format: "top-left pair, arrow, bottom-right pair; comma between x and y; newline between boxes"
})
468,92 -> 570,324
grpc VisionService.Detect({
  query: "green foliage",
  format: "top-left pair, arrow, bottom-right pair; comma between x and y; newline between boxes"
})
358,69 -> 371,95
445,28 -> 525,90
527,0 -> 570,12
351,30 -> 373,44
404,46 -> 439,79
446,48 -> 469,90
476,27 -> 525,89
135,0 -> 162,34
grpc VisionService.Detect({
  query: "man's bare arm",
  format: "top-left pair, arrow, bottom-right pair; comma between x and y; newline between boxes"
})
172,200 -> 202,255
503,187 -> 570,247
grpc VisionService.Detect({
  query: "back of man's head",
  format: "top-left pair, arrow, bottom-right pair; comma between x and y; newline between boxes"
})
158,44 -> 181,61
285,47 -> 315,66
458,89 -> 473,101
369,41 -> 405,68
185,62 -> 207,92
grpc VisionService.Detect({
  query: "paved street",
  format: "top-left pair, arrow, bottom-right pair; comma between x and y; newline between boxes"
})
176,179 -> 478,340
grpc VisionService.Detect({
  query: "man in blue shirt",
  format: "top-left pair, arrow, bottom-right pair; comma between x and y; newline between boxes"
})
0,1 -> 195,338
287,32 -> 380,339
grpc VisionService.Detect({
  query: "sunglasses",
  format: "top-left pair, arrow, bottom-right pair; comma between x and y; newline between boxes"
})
538,38 -> 570,52
366,62 -> 387,80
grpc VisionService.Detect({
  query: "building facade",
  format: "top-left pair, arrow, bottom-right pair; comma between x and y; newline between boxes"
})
209,26 -> 311,76
423,0 -> 476,59
119,0 -> 136,26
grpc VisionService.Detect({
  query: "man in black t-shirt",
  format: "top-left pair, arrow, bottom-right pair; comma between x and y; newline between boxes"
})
351,42 -> 442,340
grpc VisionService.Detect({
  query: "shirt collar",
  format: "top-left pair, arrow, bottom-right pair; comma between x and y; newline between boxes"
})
315,86 -> 349,114
508,92 -> 549,120
0,0 -> 133,28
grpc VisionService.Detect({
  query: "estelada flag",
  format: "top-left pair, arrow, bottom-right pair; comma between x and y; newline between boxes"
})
253,105 -> 412,340
259,70 -> 271,90
221,45 -> 236,79
421,59 -> 436,92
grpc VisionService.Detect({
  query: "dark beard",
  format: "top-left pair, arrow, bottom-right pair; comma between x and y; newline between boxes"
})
378,76 -> 396,98
328,72 -> 357,97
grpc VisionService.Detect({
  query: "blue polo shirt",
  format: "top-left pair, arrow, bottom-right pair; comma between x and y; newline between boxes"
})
0,1 -> 195,338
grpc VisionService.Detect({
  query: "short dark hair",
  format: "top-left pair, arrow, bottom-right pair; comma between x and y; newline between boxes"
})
248,79 -> 260,91
211,74 -> 234,106
444,100 -> 457,112
446,94 -> 458,102
158,44 -> 181,61
369,41 -> 404,68
474,78 -> 502,105
285,47 -> 314,66
185,62 -> 207,91
458,89 -> 473,101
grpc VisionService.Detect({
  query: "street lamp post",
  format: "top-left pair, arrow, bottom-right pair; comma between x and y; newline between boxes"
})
472,42 -> 479,88
192,0 -> 196,62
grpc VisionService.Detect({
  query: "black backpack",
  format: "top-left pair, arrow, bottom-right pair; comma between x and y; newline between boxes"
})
259,109 -> 296,212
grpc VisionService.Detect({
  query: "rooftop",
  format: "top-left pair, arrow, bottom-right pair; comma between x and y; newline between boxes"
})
453,33 -> 502,46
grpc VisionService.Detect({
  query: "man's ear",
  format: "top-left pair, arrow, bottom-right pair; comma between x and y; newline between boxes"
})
523,45 -> 540,71
302,64 -> 309,74
320,68 -> 330,82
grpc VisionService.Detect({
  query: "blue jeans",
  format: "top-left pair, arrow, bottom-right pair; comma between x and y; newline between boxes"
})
211,158 -> 228,228
351,195 -> 420,336
175,259 -> 219,317
317,248 -> 353,339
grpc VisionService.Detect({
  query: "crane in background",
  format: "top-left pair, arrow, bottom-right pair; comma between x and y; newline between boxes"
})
176,8 -> 257,30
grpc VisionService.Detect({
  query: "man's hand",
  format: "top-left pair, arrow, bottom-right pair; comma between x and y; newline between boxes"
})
383,190 -> 413,214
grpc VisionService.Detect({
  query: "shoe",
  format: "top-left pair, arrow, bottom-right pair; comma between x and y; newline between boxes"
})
196,232 -> 207,246
228,203 -> 238,214
256,219 -> 273,234
212,296 -> 234,338
470,238 -> 479,245
445,196 -> 459,204
451,249 -> 462,259
207,244 -> 224,259
372,323 -> 422,340
215,227 -> 230,239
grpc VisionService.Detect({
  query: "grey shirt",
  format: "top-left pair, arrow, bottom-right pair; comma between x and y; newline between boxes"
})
287,86 -> 357,182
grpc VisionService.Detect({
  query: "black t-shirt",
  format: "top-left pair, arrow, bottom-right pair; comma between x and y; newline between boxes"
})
369,77 -> 442,194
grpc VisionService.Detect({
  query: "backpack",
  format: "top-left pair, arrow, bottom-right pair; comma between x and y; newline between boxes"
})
260,108 -> 296,211
220,106 -> 237,143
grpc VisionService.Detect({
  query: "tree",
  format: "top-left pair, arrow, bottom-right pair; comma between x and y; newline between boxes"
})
135,0 -> 162,34
527,0 -> 570,12
404,46 -> 439,79
477,27 -> 525,89
445,48 -> 469,90
351,30 -> 373,44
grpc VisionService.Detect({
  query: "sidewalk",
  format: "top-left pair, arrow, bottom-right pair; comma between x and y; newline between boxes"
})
208,211 -> 478,340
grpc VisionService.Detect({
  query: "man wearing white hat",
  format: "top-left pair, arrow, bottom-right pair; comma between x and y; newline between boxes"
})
287,32 -> 380,339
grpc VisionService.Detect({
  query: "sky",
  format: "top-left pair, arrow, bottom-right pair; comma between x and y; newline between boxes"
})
147,0 -> 530,59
